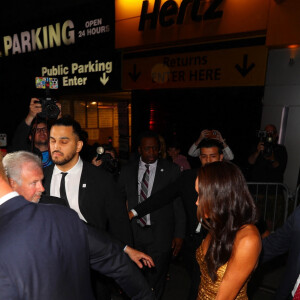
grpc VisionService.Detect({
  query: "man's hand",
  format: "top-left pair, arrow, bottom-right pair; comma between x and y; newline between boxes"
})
195,129 -> 210,145
25,98 -> 42,125
128,210 -> 134,221
56,102 -> 62,119
91,156 -> 103,167
171,237 -> 183,257
124,246 -> 155,269
257,141 -> 265,153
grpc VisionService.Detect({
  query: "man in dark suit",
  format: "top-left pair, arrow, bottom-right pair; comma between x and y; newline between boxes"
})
129,138 -> 224,300
41,117 -> 133,299
118,131 -> 186,299
261,206 -> 300,300
0,153 -> 155,300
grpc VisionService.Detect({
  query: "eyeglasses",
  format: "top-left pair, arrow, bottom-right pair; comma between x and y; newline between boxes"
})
35,127 -> 48,134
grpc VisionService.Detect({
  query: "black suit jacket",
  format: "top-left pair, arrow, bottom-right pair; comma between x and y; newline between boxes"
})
43,160 -> 133,246
261,206 -> 300,300
118,159 -> 186,252
133,168 -> 203,238
0,196 -> 154,300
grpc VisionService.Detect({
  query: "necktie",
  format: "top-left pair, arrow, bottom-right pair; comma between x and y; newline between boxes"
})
294,284 -> 300,300
60,172 -> 68,201
137,164 -> 150,227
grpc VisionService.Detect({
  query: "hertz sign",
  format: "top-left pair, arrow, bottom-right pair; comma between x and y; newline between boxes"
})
138,0 -> 223,30
116,0 -> 269,49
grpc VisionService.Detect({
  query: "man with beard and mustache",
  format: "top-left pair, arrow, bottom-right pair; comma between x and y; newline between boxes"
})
42,116 -> 133,300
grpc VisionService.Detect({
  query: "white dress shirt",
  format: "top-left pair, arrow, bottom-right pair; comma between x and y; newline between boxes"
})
292,274 -> 300,297
50,157 -> 87,222
0,191 -> 19,206
137,159 -> 157,225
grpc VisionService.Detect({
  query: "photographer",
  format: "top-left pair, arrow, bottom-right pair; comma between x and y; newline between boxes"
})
248,124 -> 288,182
188,129 -> 234,160
9,97 -> 61,167
91,143 -> 120,181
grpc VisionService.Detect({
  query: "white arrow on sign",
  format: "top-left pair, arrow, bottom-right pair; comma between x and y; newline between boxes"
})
100,73 -> 109,85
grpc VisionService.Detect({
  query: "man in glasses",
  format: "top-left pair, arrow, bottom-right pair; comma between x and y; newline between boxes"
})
9,97 -> 61,167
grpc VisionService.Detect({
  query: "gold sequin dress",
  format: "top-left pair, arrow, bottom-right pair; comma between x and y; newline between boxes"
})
196,244 -> 248,300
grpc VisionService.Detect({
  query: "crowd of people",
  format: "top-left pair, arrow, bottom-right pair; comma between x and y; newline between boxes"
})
0,97 -> 297,300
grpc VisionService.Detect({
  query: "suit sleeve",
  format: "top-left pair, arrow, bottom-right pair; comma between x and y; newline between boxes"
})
261,207 -> 296,263
9,120 -> 31,152
87,225 -> 156,300
171,166 -> 186,239
0,268 -> 17,300
131,175 -> 183,218
105,174 -> 133,247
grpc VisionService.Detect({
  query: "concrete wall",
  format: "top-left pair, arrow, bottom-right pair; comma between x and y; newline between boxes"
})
263,47 -> 300,191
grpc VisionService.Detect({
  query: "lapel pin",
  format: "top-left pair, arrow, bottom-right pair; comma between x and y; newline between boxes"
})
160,169 -> 164,172
82,183 -> 86,188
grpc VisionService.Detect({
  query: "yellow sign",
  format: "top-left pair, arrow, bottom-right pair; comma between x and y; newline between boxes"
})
123,46 -> 268,89
116,0 -> 269,49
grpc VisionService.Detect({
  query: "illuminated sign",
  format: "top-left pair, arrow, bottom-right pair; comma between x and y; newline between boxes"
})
0,2 -> 114,57
123,46 -> 268,89
39,59 -> 114,88
116,0 -> 269,49
138,0 -> 223,30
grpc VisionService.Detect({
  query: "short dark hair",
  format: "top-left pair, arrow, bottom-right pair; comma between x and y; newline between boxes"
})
51,117 -> 82,140
138,131 -> 160,148
198,139 -> 223,154
167,139 -> 181,150
30,117 -> 48,134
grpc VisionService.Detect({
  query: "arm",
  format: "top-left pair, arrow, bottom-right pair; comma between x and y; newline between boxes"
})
10,98 -> 42,152
261,207 -> 296,264
211,130 -> 234,160
124,246 -> 155,269
105,172 -> 133,247
87,225 -> 156,300
222,146 -> 234,161
248,142 -> 264,165
216,225 -> 261,300
133,175 -> 183,218
188,130 -> 210,157
0,268 -> 16,299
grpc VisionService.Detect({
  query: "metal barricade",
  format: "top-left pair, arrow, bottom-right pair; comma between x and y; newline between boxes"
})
247,182 -> 290,232
294,185 -> 300,211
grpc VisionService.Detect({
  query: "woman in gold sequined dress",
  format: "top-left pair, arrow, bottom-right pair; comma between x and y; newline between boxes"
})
195,161 -> 261,300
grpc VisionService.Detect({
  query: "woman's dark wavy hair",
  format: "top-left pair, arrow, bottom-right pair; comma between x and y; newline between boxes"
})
197,161 -> 257,282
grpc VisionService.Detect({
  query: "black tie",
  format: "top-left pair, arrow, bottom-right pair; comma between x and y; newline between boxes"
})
60,172 -> 68,201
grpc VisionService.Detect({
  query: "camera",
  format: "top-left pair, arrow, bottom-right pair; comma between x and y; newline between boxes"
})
96,144 -> 119,174
35,97 -> 60,119
207,130 -> 217,139
257,130 -> 273,157
35,77 -> 60,119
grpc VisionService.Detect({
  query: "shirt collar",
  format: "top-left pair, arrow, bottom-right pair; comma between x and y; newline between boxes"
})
0,191 -> 19,206
139,158 -> 158,169
53,157 -> 83,175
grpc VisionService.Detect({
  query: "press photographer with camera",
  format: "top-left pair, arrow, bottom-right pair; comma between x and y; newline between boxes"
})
188,129 -> 234,161
9,97 -> 61,167
91,143 -> 120,181
248,124 -> 288,182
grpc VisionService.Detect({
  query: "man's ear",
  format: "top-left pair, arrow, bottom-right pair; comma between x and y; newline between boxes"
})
76,140 -> 84,153
220,153 -> 224,161
8,178 -> 17,190
28,134 -> 32,141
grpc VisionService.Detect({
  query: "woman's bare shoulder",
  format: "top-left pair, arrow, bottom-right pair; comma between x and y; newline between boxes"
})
234,224 -> 262,254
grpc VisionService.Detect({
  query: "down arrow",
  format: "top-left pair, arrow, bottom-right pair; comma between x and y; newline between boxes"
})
100,73 -> 109,85
129,64 -> 141,82
235,54 -> 255,77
